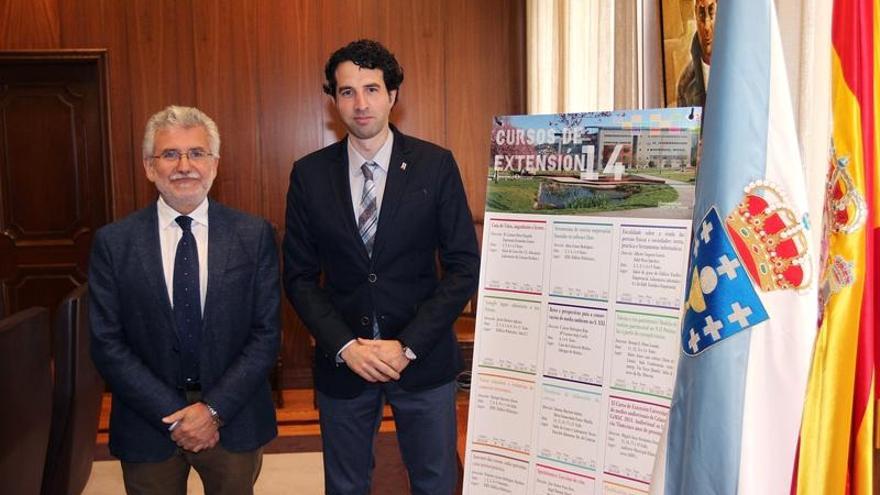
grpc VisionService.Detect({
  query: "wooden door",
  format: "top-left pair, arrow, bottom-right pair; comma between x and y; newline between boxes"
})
0,51 -> 111,316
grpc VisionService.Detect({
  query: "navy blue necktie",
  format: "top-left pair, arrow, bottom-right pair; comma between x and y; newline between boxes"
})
173,215 -> 202,386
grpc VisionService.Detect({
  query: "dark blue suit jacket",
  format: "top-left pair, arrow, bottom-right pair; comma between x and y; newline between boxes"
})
283,128 -> 480,398
89,200 -> 280,462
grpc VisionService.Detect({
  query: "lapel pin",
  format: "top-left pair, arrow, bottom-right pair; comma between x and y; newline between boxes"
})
400,162 -> 407,171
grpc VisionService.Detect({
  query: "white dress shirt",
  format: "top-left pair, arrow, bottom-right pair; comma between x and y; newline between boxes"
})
156,196 -> 209,314
337,132 -> 395,361
348,131 -> 394,219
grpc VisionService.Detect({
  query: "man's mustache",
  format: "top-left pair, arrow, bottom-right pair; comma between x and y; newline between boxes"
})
170,171 -> 202,181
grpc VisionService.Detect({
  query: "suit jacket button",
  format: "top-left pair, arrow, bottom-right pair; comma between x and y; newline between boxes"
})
368,273 -> 377,283
360,315 -> 370,326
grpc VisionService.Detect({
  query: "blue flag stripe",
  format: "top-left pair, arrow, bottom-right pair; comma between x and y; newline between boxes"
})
664,0 -> 773,493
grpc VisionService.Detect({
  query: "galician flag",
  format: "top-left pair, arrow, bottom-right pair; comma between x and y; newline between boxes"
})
650,0 -> 818,493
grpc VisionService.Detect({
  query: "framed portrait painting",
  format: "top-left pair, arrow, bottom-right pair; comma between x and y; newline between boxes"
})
660,0 -> 716,108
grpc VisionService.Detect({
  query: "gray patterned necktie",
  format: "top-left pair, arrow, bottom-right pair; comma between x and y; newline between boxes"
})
358,162 -> 379,256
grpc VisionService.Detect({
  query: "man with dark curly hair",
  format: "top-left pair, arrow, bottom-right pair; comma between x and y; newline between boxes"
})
283,39 -> 479,494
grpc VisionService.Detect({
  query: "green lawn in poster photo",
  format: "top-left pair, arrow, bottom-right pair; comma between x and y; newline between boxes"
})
629,167 -> 697,183
486,177 -> 679,214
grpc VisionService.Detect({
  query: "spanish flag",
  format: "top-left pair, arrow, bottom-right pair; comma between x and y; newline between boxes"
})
794,0 -> 877,493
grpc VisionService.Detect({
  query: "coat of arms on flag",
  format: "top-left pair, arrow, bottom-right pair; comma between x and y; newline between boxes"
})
818,145 -> 867,312
682,181 -> 810,355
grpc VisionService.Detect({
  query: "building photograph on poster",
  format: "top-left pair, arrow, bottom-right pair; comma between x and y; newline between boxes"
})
465,108 -> 699,494
487,109 -> 701,220
661,0 -> 716,107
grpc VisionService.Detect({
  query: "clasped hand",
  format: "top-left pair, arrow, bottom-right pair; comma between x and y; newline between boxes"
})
340,338 -> 411,382
162,402 -> 219,452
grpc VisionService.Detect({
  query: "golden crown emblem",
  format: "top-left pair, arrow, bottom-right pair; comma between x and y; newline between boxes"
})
724,181 -> 810,292
825,150 -> 867,234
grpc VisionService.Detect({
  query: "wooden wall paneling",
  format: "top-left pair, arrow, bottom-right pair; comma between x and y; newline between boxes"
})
0,0 -> 60,48
191,0 -> 261,215
256,0 -> 325,225
123,0 -> 198,209
359,0 -> 445,146
257,0 -> 327,386
445,0 -> 526,222
444,0 -> 524,349
319,0 -> 366,145
59,0 -> 137,219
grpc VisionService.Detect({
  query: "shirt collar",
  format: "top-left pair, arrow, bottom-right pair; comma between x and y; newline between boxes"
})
157,196 -> 210,229
348,129 -> 394,178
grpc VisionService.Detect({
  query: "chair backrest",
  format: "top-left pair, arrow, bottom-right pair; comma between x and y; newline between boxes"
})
42,285 -> 104,495
0,307 -> 53,495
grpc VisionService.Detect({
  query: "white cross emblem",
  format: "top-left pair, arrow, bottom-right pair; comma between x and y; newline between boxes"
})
701,220 -> 714,243
728,302 -> 753,328
688,328 -> 701,353
693,237 -> 700,257
716,255 -> 741,280
702,315 -> 723,341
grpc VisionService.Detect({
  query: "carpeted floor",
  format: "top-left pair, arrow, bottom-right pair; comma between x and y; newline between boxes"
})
87,433 -> 411,494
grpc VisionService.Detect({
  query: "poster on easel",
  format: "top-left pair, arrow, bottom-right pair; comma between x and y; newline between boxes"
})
464,108 -> 701,495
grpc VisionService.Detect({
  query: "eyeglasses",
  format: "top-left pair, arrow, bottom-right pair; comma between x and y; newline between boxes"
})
151,148 -> 215,163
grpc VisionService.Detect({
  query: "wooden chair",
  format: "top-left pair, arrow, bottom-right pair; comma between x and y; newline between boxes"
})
0,307 -> 53,495
42,285 -> 104,495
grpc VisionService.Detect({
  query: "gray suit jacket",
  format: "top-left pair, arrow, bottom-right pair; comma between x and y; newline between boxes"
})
89,200 -> 280,462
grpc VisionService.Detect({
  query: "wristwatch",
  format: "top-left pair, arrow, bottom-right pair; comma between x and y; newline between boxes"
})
204,402 -> 223,427
403,346 -> 417,360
